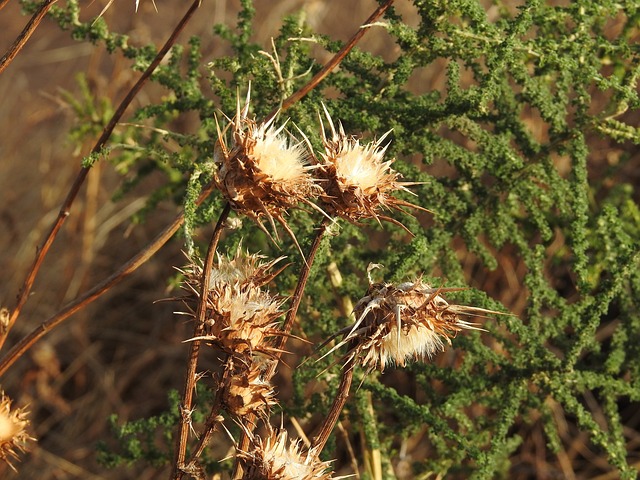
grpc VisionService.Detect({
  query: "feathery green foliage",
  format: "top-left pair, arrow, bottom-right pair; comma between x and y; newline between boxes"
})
22,0 -> 640,477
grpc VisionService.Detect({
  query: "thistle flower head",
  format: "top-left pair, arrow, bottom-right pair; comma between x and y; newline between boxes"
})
0,391 -> 34,472
314,105 -> 424,227
214,89 -> 319,243
239,428 -> 334,480
328,271 -> 495,373
203,286 -> 285,355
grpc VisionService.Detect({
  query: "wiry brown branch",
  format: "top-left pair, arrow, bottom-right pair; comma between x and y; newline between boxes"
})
311,357 -> 355,454
264,0 -> 396,122
0,0 -> 58,75
0,0 -> 203,351
231,218 -> 330,479
0,182 -> 218,378
180,357 -> 230,476
173,203 -> 230,479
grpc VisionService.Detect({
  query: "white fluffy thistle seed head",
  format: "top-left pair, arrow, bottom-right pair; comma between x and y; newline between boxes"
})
238,428 -> 334,480
214,88 -> 320,242
314,104 -> 424,227
328,273 -> 497,373
0,391 -> 34,472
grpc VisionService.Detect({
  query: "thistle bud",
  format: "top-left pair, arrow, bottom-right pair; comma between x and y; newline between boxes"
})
222,360 -> 277,418
181,246 -> 287,356
314,105 -> 424,228
214,89 -> 319,242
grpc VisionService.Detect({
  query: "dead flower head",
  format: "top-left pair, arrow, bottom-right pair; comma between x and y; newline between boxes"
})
0,391 -> 34,472
214,88 -> 320,247
313,105 -> 425,230
181,246 -> 287,355
239,428 -> 333,480
327,267 -> 497,372
222,359 -> 277,418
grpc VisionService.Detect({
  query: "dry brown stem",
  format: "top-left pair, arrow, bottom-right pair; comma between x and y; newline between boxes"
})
311,356 -> 355,454
0,0 -> 58,75
265,0 -> 396,123
173,203 -> 231,479
180,360 -> 229,475
0,0 -> 202,351
0,181 -> 218,378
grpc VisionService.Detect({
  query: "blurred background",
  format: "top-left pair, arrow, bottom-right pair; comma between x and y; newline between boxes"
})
1,0 -> 639,479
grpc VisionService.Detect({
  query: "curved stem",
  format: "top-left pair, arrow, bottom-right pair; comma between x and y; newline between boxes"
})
264,0 -> 396,122
173,203 -> 231,479
311,357 -> 355,454
1,0 -> 202,350
0,0 -> 58,75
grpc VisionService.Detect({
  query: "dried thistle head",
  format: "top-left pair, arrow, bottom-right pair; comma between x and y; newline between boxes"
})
222,360 -> 277,418
202,286 -> 285,355
214,88 -> 320,246
205,243 -> 287,291
181,246 -> 288,356
0,391 -> 34,472
313,105 -> 425,229
327,269 -> 496,373
239,428 -> 334,480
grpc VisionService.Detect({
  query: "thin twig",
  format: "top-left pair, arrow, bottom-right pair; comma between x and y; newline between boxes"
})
0,182 -> 218,378
173,203 -> 231,480
269,218 -> 330,372
0,0 -> 202,351
264,0 -> 396,123
180,359 -> 230,474
311,357 -> 355,454
232,218 -> 330,479
0,0 -> 58,75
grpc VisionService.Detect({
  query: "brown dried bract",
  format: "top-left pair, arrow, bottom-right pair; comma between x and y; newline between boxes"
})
312,105 -> 427,231
221,359 -> 277,419
325,267 -> 501,373
214,89 -> 321,248
180,246 -> 288,356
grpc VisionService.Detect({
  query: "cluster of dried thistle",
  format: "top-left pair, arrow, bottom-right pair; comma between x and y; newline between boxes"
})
173,93 -> 501,479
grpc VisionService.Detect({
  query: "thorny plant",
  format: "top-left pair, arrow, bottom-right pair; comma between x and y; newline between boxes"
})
1,0 -> 640,479
168,88 -> 501,479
